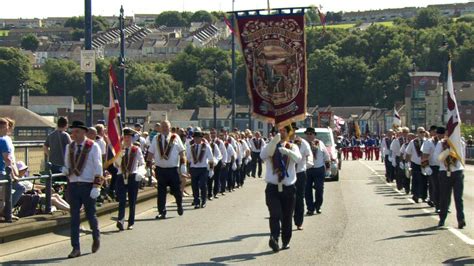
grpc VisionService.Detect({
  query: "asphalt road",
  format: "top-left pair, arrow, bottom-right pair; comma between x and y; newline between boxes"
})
1,160 -> 473,265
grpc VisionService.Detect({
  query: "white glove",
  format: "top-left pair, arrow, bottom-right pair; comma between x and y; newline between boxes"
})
244,158 -> 250,165
180,164 -> 188,175
209,170 -> 214,178
267,133 -> 281,153
232,161 -> 237,171
61,166 -> 69,176
406,162 -> 411,170
399,162 -> 404,170
278,147 -> 301,162
237,160 -> 242,167
422,166 -> 432,176
135,173 -> 143,182
90,187 -> 101,199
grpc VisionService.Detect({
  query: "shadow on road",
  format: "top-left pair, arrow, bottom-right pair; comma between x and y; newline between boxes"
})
443,256 -> 474,265
378,233 -> 435,241
1,253 -> 92,264
173,233 -> 268,249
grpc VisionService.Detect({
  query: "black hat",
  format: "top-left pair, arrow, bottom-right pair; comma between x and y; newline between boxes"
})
429,125 -> 438,132
123,127 -> 137,136
304,127 -> 316,135
134,123 -> 142,128
291,122 -> 299,130
70,121 -> 88,131
436,127 -> 446,135
193,130 -> 203,138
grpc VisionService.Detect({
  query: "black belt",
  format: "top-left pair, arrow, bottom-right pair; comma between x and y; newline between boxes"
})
156,167 -> 178,169
70,182 -> 93,186
190,167 -> 207,170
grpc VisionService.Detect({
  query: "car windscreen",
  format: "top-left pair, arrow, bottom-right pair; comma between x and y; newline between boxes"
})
296,131 -> 332,147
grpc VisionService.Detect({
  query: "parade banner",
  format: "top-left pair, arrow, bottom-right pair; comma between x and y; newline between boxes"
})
235,10 -> 307,126
318,111 -> 332,127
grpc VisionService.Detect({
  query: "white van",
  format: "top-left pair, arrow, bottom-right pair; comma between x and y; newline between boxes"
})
295,127 -> 340,181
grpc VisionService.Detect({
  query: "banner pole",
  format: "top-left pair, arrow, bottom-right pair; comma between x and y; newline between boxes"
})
231,0 -> 236,130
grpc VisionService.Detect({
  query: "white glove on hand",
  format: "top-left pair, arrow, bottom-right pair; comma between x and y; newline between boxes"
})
135,174 -> 143,182
180,164 -> 188,175
61,166 -> 69,176
232,161 -> 237,171
279,147 -> 290,156
278,147 -> 301,162
238,160 -> 242,167
267,133 -> 281,153
209,170 -> 214,178
406,162 -> 411,170
90,187 -> 101,199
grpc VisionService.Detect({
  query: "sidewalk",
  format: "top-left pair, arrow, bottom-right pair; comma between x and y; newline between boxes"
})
0,182 -> 189,244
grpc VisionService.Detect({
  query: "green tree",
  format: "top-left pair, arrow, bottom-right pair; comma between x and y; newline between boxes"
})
182,85 -> 213,109
155,11 -> 188,27
64,16 -> 109,33
190,10 -> 216,23
20,34 -> 39,51
0,47 -> 31,104
414,7 -> 442,29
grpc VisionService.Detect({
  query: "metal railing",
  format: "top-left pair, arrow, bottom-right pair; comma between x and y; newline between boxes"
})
13,141 -> 46,174
0,163 -> 59,223
467,146 -> 474,159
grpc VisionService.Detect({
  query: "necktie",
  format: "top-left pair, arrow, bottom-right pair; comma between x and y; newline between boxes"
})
75,144 -> 82,161
164,135 -> 168,148
125,147 -> 129,163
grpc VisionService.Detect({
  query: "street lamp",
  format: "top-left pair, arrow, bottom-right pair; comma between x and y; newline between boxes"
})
213,68 -> 218,129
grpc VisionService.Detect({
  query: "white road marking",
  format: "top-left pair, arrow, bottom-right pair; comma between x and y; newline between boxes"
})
359,160 -> 474,246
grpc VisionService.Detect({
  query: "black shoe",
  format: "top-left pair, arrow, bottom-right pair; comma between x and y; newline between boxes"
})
116,221 -> 124,231
156,213 -> 166,220
194,204 -> 200,209
127,225 -> 134,230
458,221 -> 466,229
316,209 -> 322,214
221,192 -> 225,196
68,249 -> 81,258
427,201 -> 434,207
208,196 -> 213,201
177,205 -> 184,216
92,238 -> 100,253
201,203 -> 206,208
281,243 -> 290,250
268,237 -> 279,252
438,220 -> 445,227
306,211 -> 314,216
213,195 -> 219,199
412,196 -> 419,203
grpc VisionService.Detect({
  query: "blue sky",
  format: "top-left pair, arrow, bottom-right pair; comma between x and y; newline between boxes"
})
1,0 -> 470,18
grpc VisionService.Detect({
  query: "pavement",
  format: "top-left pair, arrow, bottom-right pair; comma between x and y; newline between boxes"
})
0,160 -> 473,265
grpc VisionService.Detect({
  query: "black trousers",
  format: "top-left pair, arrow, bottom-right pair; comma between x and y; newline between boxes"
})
69,182 -> 99,250
208,161 -> 222,197
428,166 -> 440,208
411,163 -> 427,200
220,163 -> 229,193
439,170 -> 465,223
251,152 -> 263,177
156,167 -> 182,215
116,174 -> 139,225
191,168 -> 208,206
265,183 -> 296,245
395,157 -> 403,189
294,172 -> 306,227
384,155 -> 394,182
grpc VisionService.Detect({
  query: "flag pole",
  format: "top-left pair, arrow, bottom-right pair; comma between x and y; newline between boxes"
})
231,0 -> 236,130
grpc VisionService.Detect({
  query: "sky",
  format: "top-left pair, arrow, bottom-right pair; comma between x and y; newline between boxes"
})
1,0 -> 471,18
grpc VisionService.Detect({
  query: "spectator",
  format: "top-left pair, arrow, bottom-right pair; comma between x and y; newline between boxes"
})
95,124 -> 108,162
467,135 -> 473,147
44,117 -> 71,174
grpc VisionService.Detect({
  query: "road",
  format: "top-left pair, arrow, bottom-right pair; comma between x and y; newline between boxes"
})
1,160 -> 473,265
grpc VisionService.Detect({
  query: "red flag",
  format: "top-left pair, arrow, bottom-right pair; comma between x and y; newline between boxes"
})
105,65 -> 122,168
223,15 -> 235,35
317,7 -> 326,32
445,60 -> 464,165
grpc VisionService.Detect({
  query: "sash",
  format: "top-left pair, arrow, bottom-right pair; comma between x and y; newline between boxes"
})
157,134 -> 177,160
191,143 -> 206,164
414,138 -> 423,157
310,140 -> 320,160
69,139 -> 94,177
271,142 -> 291,182
253,138 -> 262,150
121,146 -> 138,177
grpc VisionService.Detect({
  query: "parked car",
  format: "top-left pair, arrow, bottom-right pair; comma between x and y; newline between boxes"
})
295,127 -> 340,181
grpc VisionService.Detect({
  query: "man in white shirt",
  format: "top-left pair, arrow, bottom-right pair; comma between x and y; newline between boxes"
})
63,121 -> 103,258
147,120 -> 186,219
237,134 -> 251,187
290,124 -> 313,230
405,127 -> 427,203
304,127 -> 330,215
260,125 -> 302,252
186,130 -> 214,209
114,128 -> 145,231
221,131 -> 236,194
435,127 -> 466,229
204,131 -> 222,200
390,127 -> 408,187
381,130 -> 394,181
421,126 -> 441,210
250,131 -> 266,178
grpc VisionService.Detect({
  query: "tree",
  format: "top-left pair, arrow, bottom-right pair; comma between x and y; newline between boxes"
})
64,16 -> 109,33
0,47 -> 31,104
414,7 -> 442,29
155,11 -> 188,27
182,85 -> 213,109
190,10 -> 216,24
305,6 -> 321,26
21,34 -> 39,51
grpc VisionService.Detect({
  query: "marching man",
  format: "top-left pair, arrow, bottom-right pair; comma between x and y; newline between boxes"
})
114,128 -> 145,231
250,131 -> 266,178
63,121 -> 103,258
260,125 -> 302,252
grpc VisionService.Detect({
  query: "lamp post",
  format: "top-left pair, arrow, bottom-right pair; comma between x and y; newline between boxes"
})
231,0 -> 236,129
119,5 -> 126,124
213,68 -> 218,129
84,0 -> 93,126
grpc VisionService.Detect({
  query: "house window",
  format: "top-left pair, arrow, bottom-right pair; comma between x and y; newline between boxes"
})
258,122 -> 263,129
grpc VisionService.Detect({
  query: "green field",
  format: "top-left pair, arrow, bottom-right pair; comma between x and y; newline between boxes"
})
310,21 -> 394,30
0,30 -> 8,36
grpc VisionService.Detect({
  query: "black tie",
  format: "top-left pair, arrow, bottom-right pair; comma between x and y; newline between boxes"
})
164,135 -> 168,148
75,144 -> 82,161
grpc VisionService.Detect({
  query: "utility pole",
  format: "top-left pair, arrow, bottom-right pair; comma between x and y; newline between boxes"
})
84,0 -> 93,126
231,0 -> 236,130
119,5 -> 126,123
213,68 -> 218,129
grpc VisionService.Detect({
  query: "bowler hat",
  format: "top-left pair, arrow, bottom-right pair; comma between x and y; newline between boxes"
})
436,127 -> 446,135
123,127 -> 137,136
70,121 -> 88,131
193,130 -> 203,138
304,127 -> 316,135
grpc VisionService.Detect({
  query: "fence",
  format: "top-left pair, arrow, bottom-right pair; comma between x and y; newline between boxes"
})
467,146 -> 474,159
13,141 -> 46,174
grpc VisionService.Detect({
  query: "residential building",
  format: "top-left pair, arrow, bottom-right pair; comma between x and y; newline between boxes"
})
0,105 -> 55,141
11,96 -> 74,116
455,81 -> 474,126
0,18 -> 42,28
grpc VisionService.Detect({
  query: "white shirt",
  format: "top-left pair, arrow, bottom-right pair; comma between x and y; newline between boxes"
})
64,140 -> 103,183
239,140 -> 250,159
148,133 -> 185,168
421,138 -> 440,166
400,143 -> 408,161
96,137 -> 107,155
209,140 -> 222,165
435,140 -> 465,172
213,138 -> 227,164
224,142 -> 236,163
405,138 -> 425,165
390,138 -> 403,157
186,142 -> 214,168
261,142 -> 301,186
381,137 -> 391,157
250,137 -> 266,153
115,145 -> 145,175
309,139 -> 330,168
294,138 -> 313,173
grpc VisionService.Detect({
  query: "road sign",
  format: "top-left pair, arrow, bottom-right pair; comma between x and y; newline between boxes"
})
81,50 -> 96,73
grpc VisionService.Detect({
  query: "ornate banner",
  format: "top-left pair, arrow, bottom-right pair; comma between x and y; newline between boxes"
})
235,11 -> 307,127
